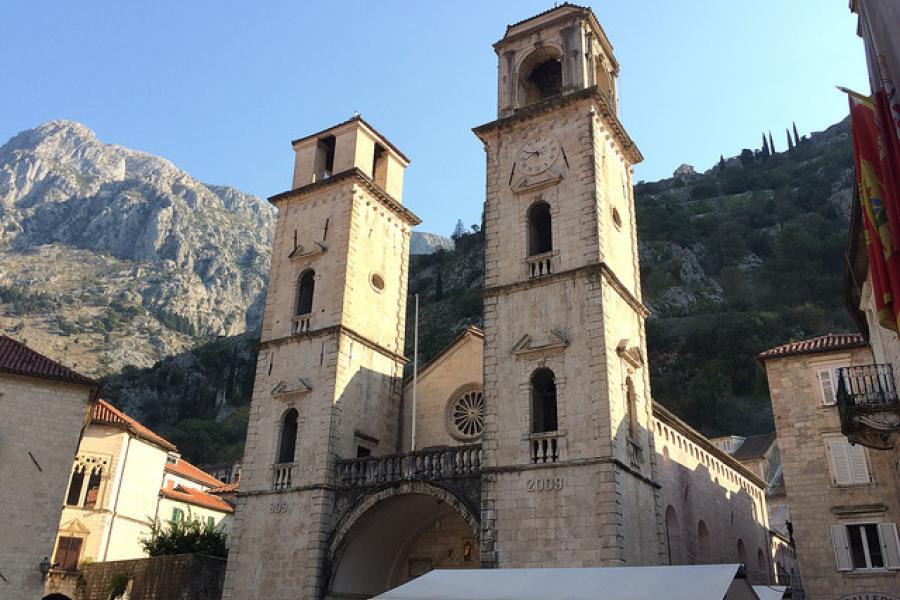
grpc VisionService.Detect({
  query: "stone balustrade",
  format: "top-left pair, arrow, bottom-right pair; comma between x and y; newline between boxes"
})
529,432 -> 561,464
292,314 -> 312,334
336,444 -> 482,488
272,462 -> 294,490
525,252 -> 554,278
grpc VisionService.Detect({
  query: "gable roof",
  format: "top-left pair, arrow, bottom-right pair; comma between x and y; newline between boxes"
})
159,484 -> 234,514
731,432 -> 776,461
92,400 -> 177,452
404,326 -> 483,384
757,332 -> 867,362
0,335 -> 97,387
165,457 -> 223,488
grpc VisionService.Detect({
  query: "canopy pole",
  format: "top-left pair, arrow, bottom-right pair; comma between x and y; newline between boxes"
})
411,293 -> 419,451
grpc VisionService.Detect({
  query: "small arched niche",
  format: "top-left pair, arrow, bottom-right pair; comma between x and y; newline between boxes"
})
518,47 -> 563,108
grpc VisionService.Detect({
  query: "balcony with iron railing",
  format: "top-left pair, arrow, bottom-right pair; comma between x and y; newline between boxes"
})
335,444 -> 482,488
837,363 -> 900,449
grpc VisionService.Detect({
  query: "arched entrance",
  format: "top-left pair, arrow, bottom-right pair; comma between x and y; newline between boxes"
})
43,594 -> 73,600
327,482 -> 479,600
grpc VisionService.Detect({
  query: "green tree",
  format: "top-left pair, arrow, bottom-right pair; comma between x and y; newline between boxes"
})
141,514 -> 228,558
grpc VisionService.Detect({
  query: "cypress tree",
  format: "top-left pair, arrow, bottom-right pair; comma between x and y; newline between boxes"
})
761,133 -> 770,157
435,270 -> 444,300
786,128 -> 794,151
719,154 -> 726,169
768,131 -> 775,155
792,122 -> 800,146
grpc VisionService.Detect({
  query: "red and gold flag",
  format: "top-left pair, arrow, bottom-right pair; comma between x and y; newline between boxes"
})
847,90 -> 900,331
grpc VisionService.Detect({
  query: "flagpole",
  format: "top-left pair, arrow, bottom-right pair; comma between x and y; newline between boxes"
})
411,293 -> 419,451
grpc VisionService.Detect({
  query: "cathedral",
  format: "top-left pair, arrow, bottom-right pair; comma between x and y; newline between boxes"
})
222,5 -> 772,599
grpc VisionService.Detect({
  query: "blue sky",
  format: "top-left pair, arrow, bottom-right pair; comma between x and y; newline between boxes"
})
1,2 -> 868,236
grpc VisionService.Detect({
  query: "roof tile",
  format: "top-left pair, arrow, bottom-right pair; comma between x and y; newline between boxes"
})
757,333 -> 866,361
160,484 -> 234,514
0,335 -> 96,386
166,458 -> 224,488
93,400 -> 177,451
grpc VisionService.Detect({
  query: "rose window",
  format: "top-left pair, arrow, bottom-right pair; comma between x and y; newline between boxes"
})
448,389 -> 484,441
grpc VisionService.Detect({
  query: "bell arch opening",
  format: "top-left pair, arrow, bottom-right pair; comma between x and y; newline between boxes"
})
328,487 -> 479,600
518,48 -> 563,107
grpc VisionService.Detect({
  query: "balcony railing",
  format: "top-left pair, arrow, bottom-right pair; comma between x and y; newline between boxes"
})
272,462 -> 295,490
335,444 -> 482,488
837,364 -> 900,449
525,252 -> 554,279
292,313 -> 312,335
529,431 -> 561,464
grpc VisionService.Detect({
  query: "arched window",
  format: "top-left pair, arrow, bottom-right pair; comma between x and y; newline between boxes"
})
757,548 -> 768,579
736,538 -> 747,565
527,202 -> 552,256
625,376 -> 638,440
665,505 -> 682,564
277,409 -> 299,464
697,520 -> 710,563
530,368 -> 558,433
296,270 -> 315,316
519,48 -> 563,106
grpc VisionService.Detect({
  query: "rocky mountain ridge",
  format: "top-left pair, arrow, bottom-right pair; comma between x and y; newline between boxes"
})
0,120 -> 275,374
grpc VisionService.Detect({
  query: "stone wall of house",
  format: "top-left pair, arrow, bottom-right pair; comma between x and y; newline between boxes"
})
0,372 -> 92,600
765,345 -> 900,599
76,553 -> 225,600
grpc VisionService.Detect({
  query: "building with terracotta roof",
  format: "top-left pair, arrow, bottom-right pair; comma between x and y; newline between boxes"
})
759,334 -> 900,598
0,336 -> 98,600
43,400 -> 232,600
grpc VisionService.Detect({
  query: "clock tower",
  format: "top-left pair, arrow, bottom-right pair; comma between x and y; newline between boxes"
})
474,4 -> 665,567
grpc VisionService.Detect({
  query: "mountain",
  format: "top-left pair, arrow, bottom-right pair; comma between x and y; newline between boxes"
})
16,117 -> 856,464
0,120 -> 275,374
410,231 -> 454,255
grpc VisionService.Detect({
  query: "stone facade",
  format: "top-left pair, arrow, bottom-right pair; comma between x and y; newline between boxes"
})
224,6 -> 775,600
762,341 -> 900,599
221,117 -> 417,600
0,345 -> 97,600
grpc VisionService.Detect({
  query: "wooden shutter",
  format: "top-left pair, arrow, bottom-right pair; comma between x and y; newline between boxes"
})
878,523 -> 900,569
848,443 -> 871,484
828,439 -> 853,485
818,369 -> 836,405
831,524 -> 852,571
55,537 -> 82,571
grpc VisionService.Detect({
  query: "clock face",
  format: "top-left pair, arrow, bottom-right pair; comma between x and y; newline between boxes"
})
519,136 -> 560,175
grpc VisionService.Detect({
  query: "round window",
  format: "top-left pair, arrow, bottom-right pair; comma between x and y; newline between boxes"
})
370,273 -> 385,291
445,387 -> 485,441
612,207 -> 623,230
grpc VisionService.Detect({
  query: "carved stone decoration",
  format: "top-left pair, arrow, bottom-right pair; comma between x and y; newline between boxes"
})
445,385 -> 485,441
288,241 -> 327,261
616,339 -> 644,369
512,330 -> 569,358
271,378 -> 313,400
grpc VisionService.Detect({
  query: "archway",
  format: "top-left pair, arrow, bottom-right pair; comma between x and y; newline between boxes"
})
43,595 -> 74,600
327,483 -> 479,600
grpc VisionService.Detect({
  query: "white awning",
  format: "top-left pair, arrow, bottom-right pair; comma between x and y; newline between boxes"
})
753,585 -> 788,600
371,565 -> 761,600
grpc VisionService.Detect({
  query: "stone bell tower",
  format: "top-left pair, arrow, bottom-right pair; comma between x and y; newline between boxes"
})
474,4 -> 665,567
222,116 -> 420,600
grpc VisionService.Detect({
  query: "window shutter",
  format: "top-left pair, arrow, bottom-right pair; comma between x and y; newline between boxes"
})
878,523 -> 900,569
832,524 -> 852,571
828,440 -> 852,485
818,369 -> 836,405
848,443 -> 871,484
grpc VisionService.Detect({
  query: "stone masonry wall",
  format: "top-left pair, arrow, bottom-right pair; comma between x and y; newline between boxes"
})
77,553 -> 225,600
0,373 -> 92,600
766,346 -> 900,600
